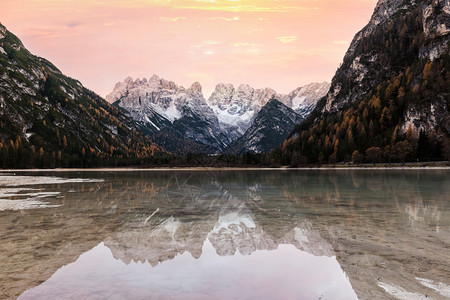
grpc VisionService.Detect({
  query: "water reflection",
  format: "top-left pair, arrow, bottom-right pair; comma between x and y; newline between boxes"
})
21,242 -> 356,300
0,170 -> 449,299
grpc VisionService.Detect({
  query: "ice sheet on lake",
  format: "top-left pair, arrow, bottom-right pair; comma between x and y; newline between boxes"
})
0,187 -> 62,211
0,175 -> 103,187
0,199 -> 61,211
0,174 -> 103,211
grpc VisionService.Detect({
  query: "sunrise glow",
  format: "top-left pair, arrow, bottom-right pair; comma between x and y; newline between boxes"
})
0,0 -> 377,97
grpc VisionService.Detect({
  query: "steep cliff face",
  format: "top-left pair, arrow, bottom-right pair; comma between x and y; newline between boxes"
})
324,0 -> 449,122
284,0 -> 449,164
0,24 -> 162,168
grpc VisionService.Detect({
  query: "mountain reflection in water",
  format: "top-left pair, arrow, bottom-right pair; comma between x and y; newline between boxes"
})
0,170 -> 448,299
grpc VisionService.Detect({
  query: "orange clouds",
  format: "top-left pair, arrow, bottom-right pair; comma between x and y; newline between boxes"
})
0,0 -> 377,97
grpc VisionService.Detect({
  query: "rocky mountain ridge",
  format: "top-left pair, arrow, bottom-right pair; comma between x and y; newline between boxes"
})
107,76 -> 329,153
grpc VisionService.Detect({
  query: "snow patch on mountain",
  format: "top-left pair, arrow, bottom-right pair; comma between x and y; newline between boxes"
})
281,82 -> 331,118
207,83 -> 281,138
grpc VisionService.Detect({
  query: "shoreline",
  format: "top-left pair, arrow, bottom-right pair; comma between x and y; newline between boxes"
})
1,163 -> 449,172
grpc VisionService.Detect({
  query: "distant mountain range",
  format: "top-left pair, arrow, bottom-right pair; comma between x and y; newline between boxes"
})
1,0 -> 447,166
0,21 -> 328,165
106,76 -> 329,154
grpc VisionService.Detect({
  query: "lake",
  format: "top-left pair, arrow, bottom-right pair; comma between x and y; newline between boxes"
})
1,169 -> 449,299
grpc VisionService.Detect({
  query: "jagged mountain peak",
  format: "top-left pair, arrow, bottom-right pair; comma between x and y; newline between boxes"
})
106,74 -> 229,153
236,83 -> 254,93
207,82 -> 282,141
189,81 -> 203,94
149,73 -> 160,82
216,82 -> 234,90
107,73 -> 329,154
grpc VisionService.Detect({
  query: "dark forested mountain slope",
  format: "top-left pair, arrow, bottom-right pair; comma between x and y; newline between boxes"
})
0,24 -> 164,168
277,0 -> 449,165
226,99 -> 303,155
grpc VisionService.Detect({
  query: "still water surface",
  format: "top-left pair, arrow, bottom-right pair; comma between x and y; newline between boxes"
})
0,169 -> 449,299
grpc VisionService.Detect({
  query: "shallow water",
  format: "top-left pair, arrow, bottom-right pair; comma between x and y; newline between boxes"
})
0,170 -> 449,299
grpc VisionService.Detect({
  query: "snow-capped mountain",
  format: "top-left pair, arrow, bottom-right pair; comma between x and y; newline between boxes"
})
106,75 -> 229,153
107,76 -> 329,154
207,84 -> 282,141
106,75 -> 209,129
281,82 -> 331,118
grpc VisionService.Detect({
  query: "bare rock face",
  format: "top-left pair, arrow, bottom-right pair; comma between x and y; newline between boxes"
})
206,82 -> 329,143
0,24 -> 6,39
419,0 -> 450,60
421,0 -> 450,39
106,74 -> 187,122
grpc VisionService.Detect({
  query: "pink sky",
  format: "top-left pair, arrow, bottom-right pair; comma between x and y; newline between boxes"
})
0,0 -> 377,98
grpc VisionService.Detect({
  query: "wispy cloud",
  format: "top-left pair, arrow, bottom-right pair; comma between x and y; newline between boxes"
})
233,42 -> 262,53
118,0 -> 318,12
155,17 -> 187,22
233,42 -> 261,48
277,36 -> 297,44
29,0 -> 319,12
7,0 -> 378,97
191,40 -> 222,48
207,16 -> 240,21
